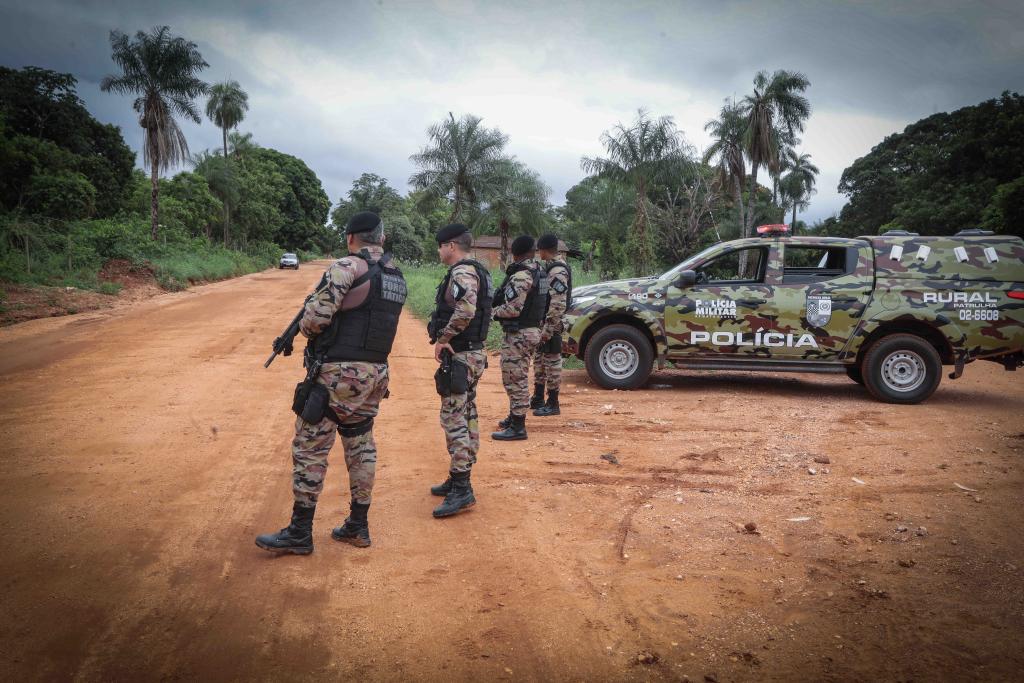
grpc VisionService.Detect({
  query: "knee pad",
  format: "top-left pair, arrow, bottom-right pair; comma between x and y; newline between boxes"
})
338,417 -> 374,437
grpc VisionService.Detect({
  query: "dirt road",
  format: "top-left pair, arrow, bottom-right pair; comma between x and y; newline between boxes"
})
2,262 -> 1023,681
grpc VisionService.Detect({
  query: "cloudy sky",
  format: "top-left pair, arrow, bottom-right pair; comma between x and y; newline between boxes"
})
2,0 -> 1022,223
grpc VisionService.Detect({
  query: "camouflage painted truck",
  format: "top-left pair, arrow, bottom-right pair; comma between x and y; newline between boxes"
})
562,226 -> 1024,404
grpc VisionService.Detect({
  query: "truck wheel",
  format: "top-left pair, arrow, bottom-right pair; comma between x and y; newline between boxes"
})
845,365 -> 864,385
584,324 -> 653,390
862,334 -> 942,404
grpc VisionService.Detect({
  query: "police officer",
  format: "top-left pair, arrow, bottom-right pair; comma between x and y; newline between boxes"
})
531,233 -> 572,417
427,224 -> 492,517
491,235 -> 547,441
256,211 -> 407,555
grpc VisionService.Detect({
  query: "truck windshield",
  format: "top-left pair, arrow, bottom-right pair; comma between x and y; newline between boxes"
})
661,244 -> 722,279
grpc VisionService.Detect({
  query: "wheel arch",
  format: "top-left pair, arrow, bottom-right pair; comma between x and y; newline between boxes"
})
578,312 -> 660,361
853,318 -> 956,366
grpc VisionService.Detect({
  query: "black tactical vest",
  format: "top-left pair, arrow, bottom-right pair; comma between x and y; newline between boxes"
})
496,260 -> 548,329
543,260 -> 573,314
315,253 -> 408,363
429,259 -> 493,351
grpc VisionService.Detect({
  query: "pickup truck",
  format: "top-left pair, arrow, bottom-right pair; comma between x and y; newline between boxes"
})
562,226 -> 1024,403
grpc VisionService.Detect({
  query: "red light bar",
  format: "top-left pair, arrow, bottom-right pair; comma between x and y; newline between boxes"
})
1008,291 -> 1024,300
756,223 -> 790,235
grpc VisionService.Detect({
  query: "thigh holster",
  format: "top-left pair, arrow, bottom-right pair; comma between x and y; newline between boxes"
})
338,417 -> 374,437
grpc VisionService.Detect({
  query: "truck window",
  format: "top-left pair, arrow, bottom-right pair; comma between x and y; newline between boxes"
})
697,247 -> 767,283
783,246 -> 850,283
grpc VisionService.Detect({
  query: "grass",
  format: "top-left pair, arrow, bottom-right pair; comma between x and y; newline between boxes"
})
98,281 -> 121,296
149,248 -> 276,291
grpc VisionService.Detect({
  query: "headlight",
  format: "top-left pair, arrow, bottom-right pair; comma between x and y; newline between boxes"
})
571,295 -> 596,307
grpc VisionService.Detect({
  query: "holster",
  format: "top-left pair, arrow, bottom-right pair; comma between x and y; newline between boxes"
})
539,333 -> 562,354
293,362 -> 339,425
434,357 -> 470,397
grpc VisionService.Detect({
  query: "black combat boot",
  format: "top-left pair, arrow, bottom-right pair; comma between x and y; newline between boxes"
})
491,413 -> 527,441
497,412 -> 514,429
433,470 -> 475,517
529,383 -> 545,410
255,502 -> 315,555
533,390 -> 560,417
430,475 -> 453,497
331,501 -> 371,547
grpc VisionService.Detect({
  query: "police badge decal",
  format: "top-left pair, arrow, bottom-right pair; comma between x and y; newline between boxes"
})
805,294 -> 832,327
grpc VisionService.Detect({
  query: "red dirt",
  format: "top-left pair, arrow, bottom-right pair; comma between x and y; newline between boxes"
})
1,260 -> 162,326
1,260 -> 1022,681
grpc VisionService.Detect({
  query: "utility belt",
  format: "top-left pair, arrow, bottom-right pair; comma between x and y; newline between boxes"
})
450,338 -> 485,352
538,332 -> 562,354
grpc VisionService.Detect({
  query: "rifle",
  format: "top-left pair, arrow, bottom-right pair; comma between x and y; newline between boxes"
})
264,276 -> 328,368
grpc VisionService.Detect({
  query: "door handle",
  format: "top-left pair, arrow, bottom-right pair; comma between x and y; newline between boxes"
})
738,298 -> 767,306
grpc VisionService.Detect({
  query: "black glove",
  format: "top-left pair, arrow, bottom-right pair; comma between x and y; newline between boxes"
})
273,336 -> 294,357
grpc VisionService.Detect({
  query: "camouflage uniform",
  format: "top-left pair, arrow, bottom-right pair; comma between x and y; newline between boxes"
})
493,258 -> 544,417
292,246 -> 390,507
533,260 -> 571,392
435,263 -> 488,473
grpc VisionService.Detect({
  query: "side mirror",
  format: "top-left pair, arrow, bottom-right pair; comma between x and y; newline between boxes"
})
676,269 -> 697,288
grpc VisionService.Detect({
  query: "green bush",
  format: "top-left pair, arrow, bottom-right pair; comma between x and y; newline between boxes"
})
98,281 -> 121,295
0,212 -> 284,295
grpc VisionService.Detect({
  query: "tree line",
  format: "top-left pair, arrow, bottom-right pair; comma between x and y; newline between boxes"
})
4,22 -> 1019,293
0,27 -> 333,290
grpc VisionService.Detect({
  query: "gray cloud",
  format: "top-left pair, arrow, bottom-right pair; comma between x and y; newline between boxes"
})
2,0 -> 1021,223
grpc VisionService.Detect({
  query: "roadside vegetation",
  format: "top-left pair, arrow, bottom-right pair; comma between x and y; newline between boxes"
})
0,29 -> 331,319
3,23 -> 1020,327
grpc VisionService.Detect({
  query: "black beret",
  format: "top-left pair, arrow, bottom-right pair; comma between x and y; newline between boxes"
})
436,223 -> 470,244
537,233 -> 559,251
345,211 -> 382,235
511,235 -> 535,257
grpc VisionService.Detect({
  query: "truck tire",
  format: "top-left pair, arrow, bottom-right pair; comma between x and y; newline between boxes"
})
584,324 -> 654,390
862,333 -> 942,404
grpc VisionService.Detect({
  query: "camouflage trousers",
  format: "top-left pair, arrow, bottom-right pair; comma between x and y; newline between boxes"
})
532,348 -> 563,392
292,361 -> 389,507
500,327 -> 541,416
440,350 -> 487,474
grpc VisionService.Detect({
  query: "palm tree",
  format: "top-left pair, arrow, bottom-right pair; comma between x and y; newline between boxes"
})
101,26 -> 209,240
480,158 -> 549,265
206,81 -> 248,160
228,131 -> 258,160
409,113 -> 509,221
771,131 -> 799,211
781,149 -> 819,232
740,70 -> 811,240
581,109 -> 685,276
704,101 -> 747,236
205,81 -> 248,246
190,151 -> 239,244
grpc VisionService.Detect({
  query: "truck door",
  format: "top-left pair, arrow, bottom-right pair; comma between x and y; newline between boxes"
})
771,242 -> 873,359
665,243 -> 779,358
